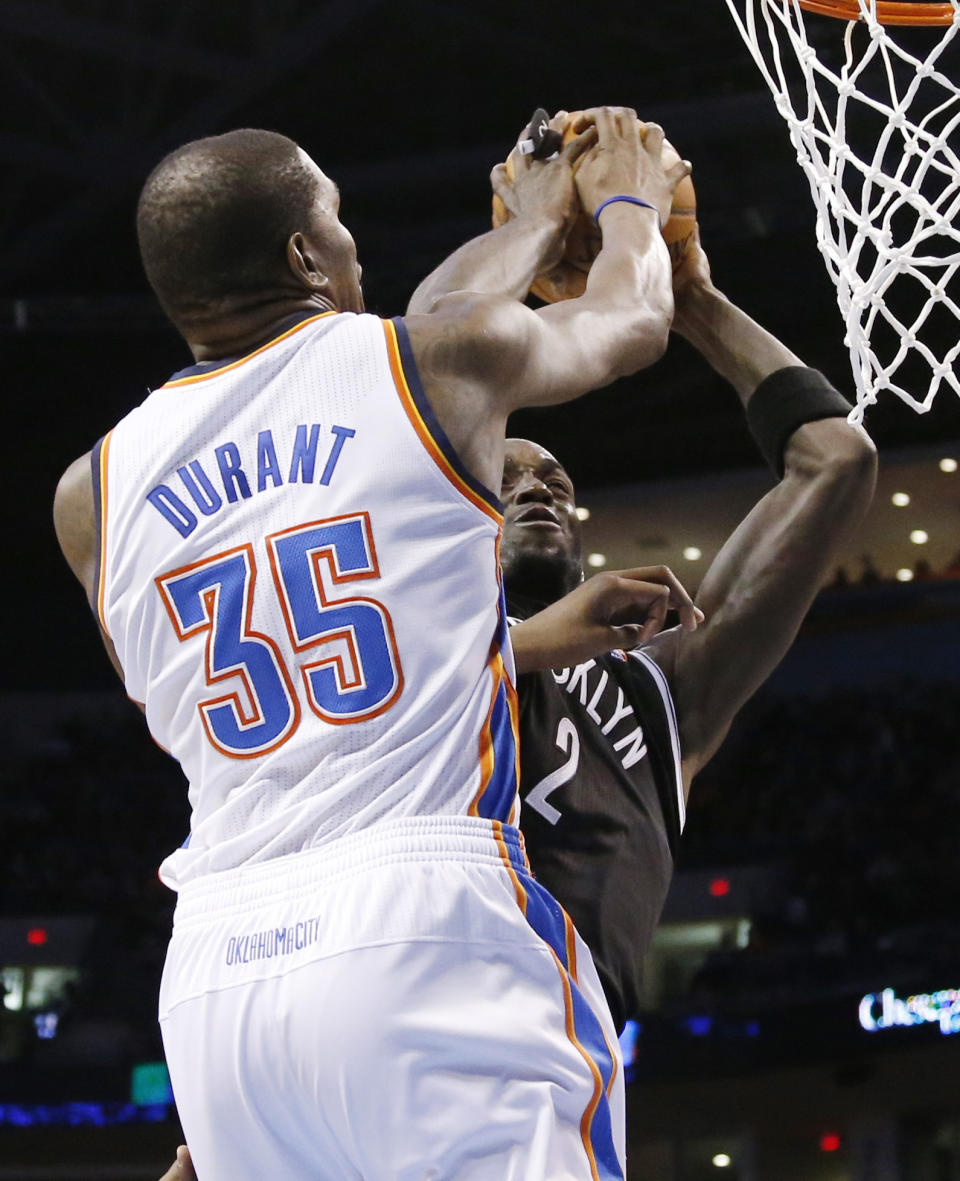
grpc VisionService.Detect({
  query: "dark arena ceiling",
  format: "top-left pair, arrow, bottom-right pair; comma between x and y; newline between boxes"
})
3,0 -> 959,686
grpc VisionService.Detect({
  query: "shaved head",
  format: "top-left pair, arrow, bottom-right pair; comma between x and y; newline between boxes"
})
136,129 -> 331,325
500,438 -> 583,604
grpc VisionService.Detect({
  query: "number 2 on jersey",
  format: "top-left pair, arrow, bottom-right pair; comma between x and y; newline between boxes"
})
525,717 -> 580,825
156,513 -> 402,758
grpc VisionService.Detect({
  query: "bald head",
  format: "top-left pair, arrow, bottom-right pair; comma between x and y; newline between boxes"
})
500,439 -> 583,604
136,129 -> 338,327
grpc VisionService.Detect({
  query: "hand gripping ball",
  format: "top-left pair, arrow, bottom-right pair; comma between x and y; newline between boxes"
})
492,112 -> 697,303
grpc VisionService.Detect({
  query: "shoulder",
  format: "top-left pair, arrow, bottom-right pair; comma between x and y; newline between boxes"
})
402,293 -> 538,387
629,625 -> 682,686
54,451 -> 95,531
53,450 -> 98,598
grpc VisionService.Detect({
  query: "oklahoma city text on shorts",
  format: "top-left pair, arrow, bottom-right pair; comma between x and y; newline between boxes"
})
225,915 -> 322,966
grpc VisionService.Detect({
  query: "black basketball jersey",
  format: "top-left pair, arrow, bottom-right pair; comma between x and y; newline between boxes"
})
509,594 -> 685,1031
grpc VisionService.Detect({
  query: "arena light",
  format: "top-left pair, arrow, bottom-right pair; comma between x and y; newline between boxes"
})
685,1015 -> 713,1036
683,546 -> 702,561
26,927 -> 48,946
940,458 -> 958,473
131,1062 -> 175,1107
0,1102 -> 170,1127
709,877 -> 731,897
1,969 -> 24,1011
891,491 -> 911,506
575,506 -> 590,521
820,1133 -> 842,1153
33,1013 -> 59,1040
587,553 -> 607,568
896,568 -> 914,582
910,529 -> 929,544
712,1154 -> 732,1168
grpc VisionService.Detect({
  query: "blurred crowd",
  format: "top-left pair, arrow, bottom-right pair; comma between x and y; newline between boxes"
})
681,677 -> 960,1011
1,709 -> 185,1077
827,551 -> 960,588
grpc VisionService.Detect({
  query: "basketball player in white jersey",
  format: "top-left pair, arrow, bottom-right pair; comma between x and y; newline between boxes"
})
54,111 -> 698,1179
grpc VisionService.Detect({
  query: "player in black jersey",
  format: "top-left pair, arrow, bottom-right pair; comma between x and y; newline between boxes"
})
501,442 -> 686,1032
406,139 -> 878,1032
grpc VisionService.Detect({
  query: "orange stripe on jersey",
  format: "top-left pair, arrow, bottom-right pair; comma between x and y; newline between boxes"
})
516,824 -> 533,873
96,430 -> 113,636
161,312 -> 337,388
563,910 -> 580,986
494,825 -> 613,1177
492,819 -> 528,914
605,1033 -> 620,1099
470,645 -> 503,817
504,665 -> 522,796
549,944 -> 605,1181
382,319 -> 502,526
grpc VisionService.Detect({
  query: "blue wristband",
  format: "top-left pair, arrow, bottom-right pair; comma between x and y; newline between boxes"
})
594,196 -> 661,227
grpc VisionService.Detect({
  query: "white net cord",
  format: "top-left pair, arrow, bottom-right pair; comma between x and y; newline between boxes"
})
725,0 -> 960,424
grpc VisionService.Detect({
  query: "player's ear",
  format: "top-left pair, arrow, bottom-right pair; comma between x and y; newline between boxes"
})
286,232 -> 331,295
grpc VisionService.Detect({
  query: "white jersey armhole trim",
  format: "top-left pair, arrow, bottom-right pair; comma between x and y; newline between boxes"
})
382,317 -> 505,527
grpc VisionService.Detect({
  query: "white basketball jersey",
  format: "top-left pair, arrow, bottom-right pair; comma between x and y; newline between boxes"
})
95,312 -> 519,888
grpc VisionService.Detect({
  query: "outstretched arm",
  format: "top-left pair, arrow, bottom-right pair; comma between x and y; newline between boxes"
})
407,220 -> 564,314
408,108 -> 685,406
510,566 -> 703,675
407,111 -> 589,313
646,233 -> 877,792
404,108 -> 688,496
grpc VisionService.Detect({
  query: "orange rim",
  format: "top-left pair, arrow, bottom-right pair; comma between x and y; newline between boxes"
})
794,0 -> 956,24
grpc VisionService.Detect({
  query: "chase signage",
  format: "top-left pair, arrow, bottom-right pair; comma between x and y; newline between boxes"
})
859,987 -> 960,1036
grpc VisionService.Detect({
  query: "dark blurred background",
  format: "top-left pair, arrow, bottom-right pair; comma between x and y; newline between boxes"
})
2,2 -> 959,1178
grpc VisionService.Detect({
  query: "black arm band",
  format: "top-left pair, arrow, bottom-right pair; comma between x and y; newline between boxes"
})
745,366 -> 852,479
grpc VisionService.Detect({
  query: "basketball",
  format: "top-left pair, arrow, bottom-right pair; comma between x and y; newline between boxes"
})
492,112 -> 697,304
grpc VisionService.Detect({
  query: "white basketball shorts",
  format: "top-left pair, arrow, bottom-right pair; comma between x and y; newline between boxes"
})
159,815 -> 624,1180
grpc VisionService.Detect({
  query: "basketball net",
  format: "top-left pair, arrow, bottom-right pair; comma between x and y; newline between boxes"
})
724,0 -> 960,424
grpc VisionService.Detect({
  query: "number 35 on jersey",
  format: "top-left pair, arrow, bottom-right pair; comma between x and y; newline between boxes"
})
156,512 -> 403,759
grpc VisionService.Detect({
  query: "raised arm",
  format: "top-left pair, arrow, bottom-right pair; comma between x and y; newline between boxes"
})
404,108 -> 689,496
648,233 -> 877,791
407,111 -> 590,314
